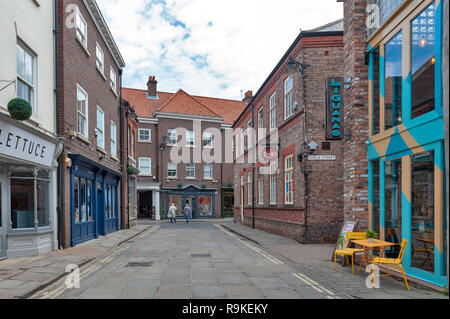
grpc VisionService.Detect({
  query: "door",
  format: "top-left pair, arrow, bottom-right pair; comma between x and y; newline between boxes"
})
184,195 -> 196,219
0,176 -> 7,259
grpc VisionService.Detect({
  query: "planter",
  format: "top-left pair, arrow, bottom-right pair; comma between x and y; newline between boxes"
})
126,166 -> 136,175
7,98 -> 32,121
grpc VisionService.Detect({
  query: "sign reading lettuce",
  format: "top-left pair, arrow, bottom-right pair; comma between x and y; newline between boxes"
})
0,118 -> 56,167
325,77 -> 344,140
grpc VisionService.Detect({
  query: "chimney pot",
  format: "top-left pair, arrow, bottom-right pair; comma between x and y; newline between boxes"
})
242,90 -> 253,105
147,75 -> 158,97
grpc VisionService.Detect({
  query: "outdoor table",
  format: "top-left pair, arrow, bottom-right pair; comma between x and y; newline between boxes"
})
415,238 -> 434,267
352,239 -> 395,273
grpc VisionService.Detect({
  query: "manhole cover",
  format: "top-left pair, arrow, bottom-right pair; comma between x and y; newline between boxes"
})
125,262 -> 153,267
191,254 -> 211,258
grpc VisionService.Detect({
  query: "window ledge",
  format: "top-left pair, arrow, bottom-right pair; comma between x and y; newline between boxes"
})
167,177 -> 178,180
96,67 -> 106,81
138,140 -> 152,143
111,155 -> 119,162
110,86 -> 118,98
97,146 -> 106,154
76,36 -> 90,57
75,133 -> 91,145
186,177 -> 196,180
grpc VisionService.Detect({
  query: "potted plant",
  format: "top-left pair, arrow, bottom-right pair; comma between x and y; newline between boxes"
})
338,235 -> 345,249
201,184 -> 206,189
177,182 -> 183,188
227,182 -> 233,188
7,98 -> 32,121
366,230 -> 378,243
126,166 -> 136,175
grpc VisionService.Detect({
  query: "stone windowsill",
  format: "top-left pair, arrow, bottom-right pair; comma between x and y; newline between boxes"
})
75,133 -> 92,145
76,36 -> 90,57
110,86 -> 118,98
96,67 -> 107,81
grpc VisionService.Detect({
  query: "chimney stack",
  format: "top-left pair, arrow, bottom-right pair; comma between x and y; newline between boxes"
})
242,90 -> 253,105
147,76 -> 157,97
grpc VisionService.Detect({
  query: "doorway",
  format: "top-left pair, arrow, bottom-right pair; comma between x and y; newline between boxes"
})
138,191 -> 153,219
185,195 -> 196,219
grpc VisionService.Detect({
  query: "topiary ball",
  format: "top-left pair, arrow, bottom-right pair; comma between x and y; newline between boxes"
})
127,166 -> 136,175
7,98 -> 32,121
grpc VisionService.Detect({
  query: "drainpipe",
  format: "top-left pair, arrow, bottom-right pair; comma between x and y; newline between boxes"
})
118,69 -> 126,230
252,103 -> 256,229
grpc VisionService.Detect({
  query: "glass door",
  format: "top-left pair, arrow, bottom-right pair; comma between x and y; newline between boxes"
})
0,176 -> 7,259
184,195 -> 196,219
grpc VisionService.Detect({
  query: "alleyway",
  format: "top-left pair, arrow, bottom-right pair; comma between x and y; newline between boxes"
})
26,220 -> 444,299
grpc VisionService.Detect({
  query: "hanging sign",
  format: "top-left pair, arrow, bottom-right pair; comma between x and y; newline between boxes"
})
325,77 -> 344,140
0,118 -> 56,167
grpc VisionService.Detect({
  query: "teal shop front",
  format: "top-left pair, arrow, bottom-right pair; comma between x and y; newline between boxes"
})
69,155 -> 121,247
163,185 -> 216,219
367,0 -> 447,287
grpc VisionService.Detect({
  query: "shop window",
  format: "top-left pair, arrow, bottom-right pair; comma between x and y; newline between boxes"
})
372,160 -> 380,236
411,151 -> 434,272
74,178 -> 79,223
198,195 -> 212,217
10,168 -> 50,229
385,32 -> 403,130
384,159 -> 402,253
372,48 -> 381,135
411,2 -> 435,118
74,177 -> 93,223
87,180 -> 93,221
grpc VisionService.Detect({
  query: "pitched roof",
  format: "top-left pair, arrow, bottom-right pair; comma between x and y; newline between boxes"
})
122,87 -> 246,125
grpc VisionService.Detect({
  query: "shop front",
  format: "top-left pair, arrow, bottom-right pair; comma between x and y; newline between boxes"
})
164,185 -> 216,219
0,114 -> 61,258
69,155 -> 120,247
367,0 -> 446,287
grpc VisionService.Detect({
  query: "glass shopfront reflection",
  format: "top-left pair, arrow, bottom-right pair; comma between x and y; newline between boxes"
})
198,195 -> 213,217
385,32 -> 403,129
411,151 -> 435,272
168,195 -> 184,218
384,159 -> 402,254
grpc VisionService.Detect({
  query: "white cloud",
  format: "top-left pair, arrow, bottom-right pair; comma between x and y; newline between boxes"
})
97,0 -> 343,100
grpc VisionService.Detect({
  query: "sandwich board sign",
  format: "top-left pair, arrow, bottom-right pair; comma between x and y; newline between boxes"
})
330,220 -> 358,263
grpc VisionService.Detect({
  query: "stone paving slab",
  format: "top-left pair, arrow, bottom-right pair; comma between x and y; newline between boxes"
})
0,224 -> 151,299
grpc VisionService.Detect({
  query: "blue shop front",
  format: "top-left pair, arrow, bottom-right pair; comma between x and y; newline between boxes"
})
69,155 -> 121,247
163,185 -> 216,220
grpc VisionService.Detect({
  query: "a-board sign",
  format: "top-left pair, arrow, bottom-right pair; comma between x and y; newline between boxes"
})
330,221 -> 358,262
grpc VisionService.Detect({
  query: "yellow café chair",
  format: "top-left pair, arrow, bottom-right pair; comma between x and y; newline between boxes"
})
371,238 -> 410,291
334,232 -> 367,275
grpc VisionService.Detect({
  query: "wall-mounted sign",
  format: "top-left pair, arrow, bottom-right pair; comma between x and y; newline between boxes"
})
0,118 -> 56,167
325,77 -> 344,140
307,155 -> 336,161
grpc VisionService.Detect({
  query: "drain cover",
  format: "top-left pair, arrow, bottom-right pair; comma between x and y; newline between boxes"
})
125,261 -> 153,267
191,254 -> 211,258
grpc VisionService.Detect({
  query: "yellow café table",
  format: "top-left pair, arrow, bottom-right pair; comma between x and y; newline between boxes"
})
352,239 -> 395,273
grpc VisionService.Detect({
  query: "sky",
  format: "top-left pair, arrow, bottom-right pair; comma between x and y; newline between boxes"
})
97,0 -> 343,101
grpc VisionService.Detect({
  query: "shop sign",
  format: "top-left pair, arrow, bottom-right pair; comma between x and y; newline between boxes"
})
325,77 -> 344,140
307,155 -> 336,161
0,118 -> 56,167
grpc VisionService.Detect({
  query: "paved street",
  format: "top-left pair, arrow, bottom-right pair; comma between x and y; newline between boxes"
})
26,220 -> 445,299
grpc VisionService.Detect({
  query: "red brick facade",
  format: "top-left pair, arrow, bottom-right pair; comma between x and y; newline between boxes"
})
233,23 -> 345,243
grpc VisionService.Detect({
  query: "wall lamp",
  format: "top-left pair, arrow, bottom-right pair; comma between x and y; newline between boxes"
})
125,105 -> 137,121
160,136 -> 168,150
284,57 -> 310,76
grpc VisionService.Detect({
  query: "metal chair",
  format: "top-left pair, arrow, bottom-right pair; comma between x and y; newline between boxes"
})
334,232 -> 367,274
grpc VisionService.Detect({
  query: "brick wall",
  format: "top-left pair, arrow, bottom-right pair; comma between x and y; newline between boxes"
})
342,0 -> 370,230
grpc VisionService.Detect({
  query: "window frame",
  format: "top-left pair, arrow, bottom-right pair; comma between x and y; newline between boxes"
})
270,92 -> 276,130
110,121 -> 117,158
204,163 -> 213,180
186,130 -> 195,147
167,129 -> 177,146
202,131 -> 213,148
168,162 -> 177,178
138,157 -> 152,176
138,128 -> 151,143
110,66 -> 117,92
270,162 -> 277,205
76,10 -> 87,48
16,41 -> 36,117
284,77 -> 293,120
284,155 -> 294,205
76,84 -> 89,138
186,163 -> 196,179
96,42 -> 104,74
96,106 -> 105,150
258,175 -> 264,205
247,171 -> 252,206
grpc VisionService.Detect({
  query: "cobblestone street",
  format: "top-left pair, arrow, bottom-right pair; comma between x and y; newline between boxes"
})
14,220 -> 444,299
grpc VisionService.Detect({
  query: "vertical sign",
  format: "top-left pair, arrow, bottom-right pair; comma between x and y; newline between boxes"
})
325,77 -> 344,140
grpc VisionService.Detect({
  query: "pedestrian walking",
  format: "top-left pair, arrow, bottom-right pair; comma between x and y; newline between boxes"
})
184,201 -> 192,224
168,202 -> 177,223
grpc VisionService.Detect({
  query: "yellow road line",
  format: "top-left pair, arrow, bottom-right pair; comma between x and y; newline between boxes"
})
295,272 -> 335,296
292,273 -> 324,293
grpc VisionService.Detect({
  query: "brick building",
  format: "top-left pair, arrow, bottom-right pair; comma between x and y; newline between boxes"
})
56,0 -> 128,247
122,77 -> 245,220
233,20 -> 345,243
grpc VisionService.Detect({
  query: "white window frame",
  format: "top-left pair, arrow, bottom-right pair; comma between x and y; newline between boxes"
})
138,157 -> 152,176
204,163 -> 213,180
203,132 -> 213,148
138,128 -> 151,143
270,92 -> 276,130
270,162 -> 277,205
186,130 -> 195,147
258,107 -> 264,140
284,155 -> 294,204
186,163 -> 195,179
167,129 -> 177,145
16,41 -> 36,117
110,66 -> 117,92
247,172 -> 252,206
96,106 -> 105,150
168,162 -> 177,178
77,84 -> 89,138
76,10 -> 87,47
258,176 -> 264,205
284,77 -> 293,119
110,121 -> 117,158
96,43 -> 104,74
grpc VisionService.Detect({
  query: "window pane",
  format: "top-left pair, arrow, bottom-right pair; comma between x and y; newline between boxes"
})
411,2 -> 435,118
168,195 -> 183,218
11,177 -> 34,229
17,44 -> 24,78
198,196 -> 212,217
411,151 -> 434,272
372,48 -> 381,135
37,179 -> 50,227
87,180 -> 93,221
385,159 -> 402,253
372,160 -> 380,235
74,178 -> 79,223
80,178 -> 87,222
385,31 -> 403,129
